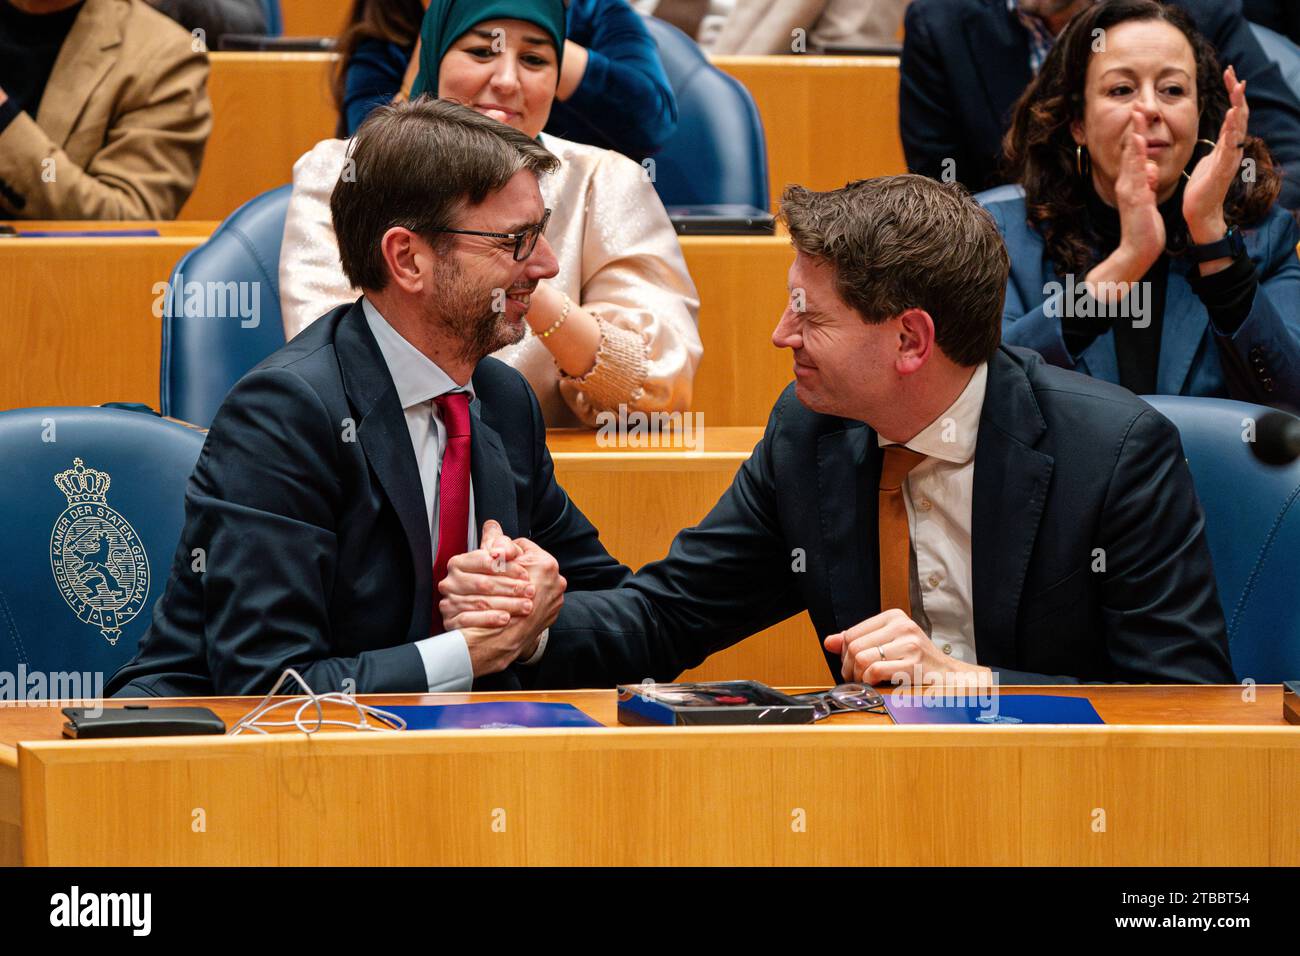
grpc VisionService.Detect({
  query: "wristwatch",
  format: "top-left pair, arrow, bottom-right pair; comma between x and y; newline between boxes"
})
1186,224 -> 1245,264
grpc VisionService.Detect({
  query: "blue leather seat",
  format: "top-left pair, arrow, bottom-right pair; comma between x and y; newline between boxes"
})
262,0 -> 282,36
161,185 -> 291,428
0,407 -> 205,690
1144,396 -> 1300,683
643,16 -> 770,208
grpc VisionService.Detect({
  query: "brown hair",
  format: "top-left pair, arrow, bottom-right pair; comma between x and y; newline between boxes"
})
779,175 -> 1009,367
1003,0 -> 1281,277
330,96 -> 559,292
332,0 -> 427,137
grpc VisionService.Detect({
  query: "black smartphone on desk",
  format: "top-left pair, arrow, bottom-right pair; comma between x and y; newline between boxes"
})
62,705 -> 226,738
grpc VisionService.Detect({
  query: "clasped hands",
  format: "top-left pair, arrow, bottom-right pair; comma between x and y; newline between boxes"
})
439,520 -> 566,676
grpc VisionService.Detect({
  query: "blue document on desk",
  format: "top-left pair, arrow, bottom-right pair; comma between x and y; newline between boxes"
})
884,694 -> 1104,725
15,229 -> 161,237
377,702 -> 603,730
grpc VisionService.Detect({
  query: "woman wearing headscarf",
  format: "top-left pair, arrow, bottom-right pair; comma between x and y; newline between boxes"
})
983,0 -> 1300,407
280,0 -> 701,427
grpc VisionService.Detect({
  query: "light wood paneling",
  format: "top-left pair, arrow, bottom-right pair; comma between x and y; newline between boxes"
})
712,55 -> 907,212
280,0 -> 352,38
180,54 -> 906,223
0,226 -> 794,426
180,53 -> 337,221
5,686 -> 1295,867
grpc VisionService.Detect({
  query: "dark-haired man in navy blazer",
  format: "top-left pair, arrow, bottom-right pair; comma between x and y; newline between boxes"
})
108,98 -> 630,698
443,175 -> 1235,687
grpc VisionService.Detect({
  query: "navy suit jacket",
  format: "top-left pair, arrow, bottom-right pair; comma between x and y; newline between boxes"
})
107,300 -> 631,697
900,0 -> 1300,210
981,185 -> 1300,407
532,347 -> 1234,687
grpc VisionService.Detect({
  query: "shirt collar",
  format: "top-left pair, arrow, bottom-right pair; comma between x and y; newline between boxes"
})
878,362 -> 988,465
361,296 -> 475,410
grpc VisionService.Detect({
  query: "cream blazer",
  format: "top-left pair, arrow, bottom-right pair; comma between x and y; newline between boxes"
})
279,133 -> 702,427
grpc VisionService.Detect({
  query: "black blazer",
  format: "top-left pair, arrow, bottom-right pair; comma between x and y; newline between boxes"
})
107,300 -> 631,697
900,0 -> 1300,209
534,347 -> 1234,686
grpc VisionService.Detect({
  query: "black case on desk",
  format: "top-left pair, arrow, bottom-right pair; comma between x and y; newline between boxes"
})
617,680 -> 817,726
62,705 -> 226,739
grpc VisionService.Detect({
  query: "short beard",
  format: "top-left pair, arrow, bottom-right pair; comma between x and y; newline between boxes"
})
431,256 -> 528,366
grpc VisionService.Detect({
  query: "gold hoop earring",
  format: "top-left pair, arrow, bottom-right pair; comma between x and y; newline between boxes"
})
1181,138 -> 1220,181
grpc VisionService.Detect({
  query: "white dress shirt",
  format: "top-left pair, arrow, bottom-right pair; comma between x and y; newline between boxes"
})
877,363 -> 989,664
362,297 -> 480,692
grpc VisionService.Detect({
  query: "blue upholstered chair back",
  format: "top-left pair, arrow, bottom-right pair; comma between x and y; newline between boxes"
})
0,407 -> 205,690
161,185 -> 291,428
262,0 -> 282,36
1144,396 -> 1300,683
643,16 -> 770,208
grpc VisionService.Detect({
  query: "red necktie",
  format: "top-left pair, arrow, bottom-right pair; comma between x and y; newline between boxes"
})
431,392 -> 471,622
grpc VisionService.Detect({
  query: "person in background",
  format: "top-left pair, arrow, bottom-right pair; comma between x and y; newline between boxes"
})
900,0 -> 1300,211
708,0 -> 909,54
283,0 -> 701,428
985,0 -> 1300,406
335,0 -> 678,158
147,0 -> 266,47
0,0 -> 212,219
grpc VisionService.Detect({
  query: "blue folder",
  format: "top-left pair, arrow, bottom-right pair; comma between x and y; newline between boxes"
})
884,694 -> 1104,725
376,702 -> 603,730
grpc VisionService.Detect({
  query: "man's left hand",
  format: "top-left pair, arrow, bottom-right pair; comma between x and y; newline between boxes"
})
823,609 -> 991,685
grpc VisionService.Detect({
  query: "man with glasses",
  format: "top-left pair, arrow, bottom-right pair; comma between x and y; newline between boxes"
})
108,98 -> 632,698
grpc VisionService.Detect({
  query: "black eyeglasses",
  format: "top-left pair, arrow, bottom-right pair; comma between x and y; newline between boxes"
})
794,683 -> 887,720
429,208 -> 551,261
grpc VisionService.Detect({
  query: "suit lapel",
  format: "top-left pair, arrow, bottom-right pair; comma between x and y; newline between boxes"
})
816,422 -> 880,641
1157,263 -> 1208,396
335,301 -> 433,643
970,350 -> 1054,667
468,398 -> 520,541
38,0 -> 125,148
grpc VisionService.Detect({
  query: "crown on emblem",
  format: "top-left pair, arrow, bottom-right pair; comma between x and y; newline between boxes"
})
53,458 -> 111,504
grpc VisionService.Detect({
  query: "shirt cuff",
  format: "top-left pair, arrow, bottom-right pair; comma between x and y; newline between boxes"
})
414,630 -> 474,692
520,627 -> 550,667
560,317 -> 649,412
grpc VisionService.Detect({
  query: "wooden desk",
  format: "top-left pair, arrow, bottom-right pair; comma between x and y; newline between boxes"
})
0,224 -> 794,426
280,0 -> 351,38
180,54 -> 905,223
0,685 -> 1294,866
549,427 -> 826,686
712,56 -> 907,212
179,54 -> 337,221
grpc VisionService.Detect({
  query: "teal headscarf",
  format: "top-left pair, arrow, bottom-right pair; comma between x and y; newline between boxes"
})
409,0 -> 567,99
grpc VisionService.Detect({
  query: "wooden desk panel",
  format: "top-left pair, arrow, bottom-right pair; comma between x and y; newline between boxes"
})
712,56 -> 907,213
0,226 -> 793,425
280,0 -> 351,38
1,686 -> 1294,866
181,54 -> 904,223
549,428 -> 828,686
179,54 -> 337,221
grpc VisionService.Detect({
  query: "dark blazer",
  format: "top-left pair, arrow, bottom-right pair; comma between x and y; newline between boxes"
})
107,300 -> 631,698
899,0 -> 1300,210
981,186 -> 1300,408
532,347 -> 1234,687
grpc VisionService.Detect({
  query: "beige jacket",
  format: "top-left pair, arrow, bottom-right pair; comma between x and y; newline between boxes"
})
710,0 -> 909,53
279,133 -> 703,428
0,0 -> 212,220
